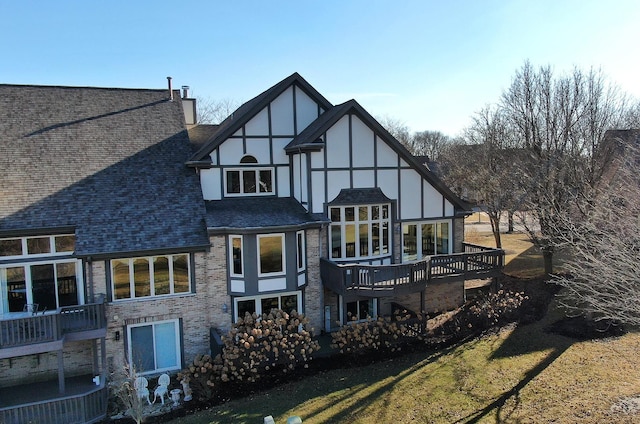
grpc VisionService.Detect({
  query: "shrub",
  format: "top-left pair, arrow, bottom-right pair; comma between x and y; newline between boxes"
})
180,309 -> 319,401
330,309 -> 422,355
221,309 -> 319,383
178,353 -> 223,402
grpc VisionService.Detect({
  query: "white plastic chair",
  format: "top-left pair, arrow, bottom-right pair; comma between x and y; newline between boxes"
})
153,373 -> 170,404
134,376 -> 151,405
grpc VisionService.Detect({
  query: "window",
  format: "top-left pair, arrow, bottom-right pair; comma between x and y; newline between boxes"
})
0,234 -> 75,259
111,254 -> 190,300
234,291 -> 302,322
257,234 -> 285,276
346,299 -> 375,322
128,319 -> 181,374
296,231 -> 305,271
402,221 -> 451,262
224,157 -> 274,196
230,236 -> 243,277
0,234 -> 79,314
330,204 -> 390,260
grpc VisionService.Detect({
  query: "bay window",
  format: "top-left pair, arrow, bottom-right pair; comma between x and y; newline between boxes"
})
330,204 -> 390,260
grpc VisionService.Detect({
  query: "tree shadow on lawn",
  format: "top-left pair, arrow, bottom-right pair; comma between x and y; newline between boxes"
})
452,320 -> 576,424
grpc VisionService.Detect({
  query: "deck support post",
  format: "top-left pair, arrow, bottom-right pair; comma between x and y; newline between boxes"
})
57,349 -> 65,394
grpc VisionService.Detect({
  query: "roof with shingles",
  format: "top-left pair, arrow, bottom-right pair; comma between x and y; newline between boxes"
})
0,84 -> 209,257
188,73 -> 334,164
205,197 -> 328,232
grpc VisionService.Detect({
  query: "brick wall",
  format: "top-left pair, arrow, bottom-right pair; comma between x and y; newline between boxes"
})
0,340 -> 95,387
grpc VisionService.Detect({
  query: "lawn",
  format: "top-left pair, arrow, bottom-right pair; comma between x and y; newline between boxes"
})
165,227 -> 640,424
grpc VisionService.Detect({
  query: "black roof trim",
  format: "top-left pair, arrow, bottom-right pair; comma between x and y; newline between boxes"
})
189,73 -> 334,163
76,244 -> 211,261
286,100 -> 470,211
0,226 -> 76,238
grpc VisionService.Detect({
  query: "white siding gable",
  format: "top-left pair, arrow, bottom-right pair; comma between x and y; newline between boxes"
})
325,116 -> 350,168
271,86 -> 295,135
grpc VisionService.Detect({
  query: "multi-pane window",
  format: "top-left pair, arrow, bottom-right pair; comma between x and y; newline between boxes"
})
128,319 -> 181,374
330,204 -> 390,260
0,234 -> 79,314
0,234 -> 75,258
402,221 -> 450,262
111,254 -> 190,300
234,291 -> 302,322
257,234 -> 285,276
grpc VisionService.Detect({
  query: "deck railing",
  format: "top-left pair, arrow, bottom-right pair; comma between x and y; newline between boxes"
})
321,245 -> 504,296
0,300 -> 106,349
0,386 -> 107,424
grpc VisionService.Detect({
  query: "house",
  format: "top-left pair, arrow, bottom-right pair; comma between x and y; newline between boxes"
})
0,74 -> 502,422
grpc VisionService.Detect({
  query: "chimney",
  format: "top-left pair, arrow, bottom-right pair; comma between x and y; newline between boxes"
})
181,85 -> 190,99
167,76 -> 173,101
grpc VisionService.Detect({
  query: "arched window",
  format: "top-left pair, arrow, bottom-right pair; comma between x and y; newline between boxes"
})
240,155 -> 258,164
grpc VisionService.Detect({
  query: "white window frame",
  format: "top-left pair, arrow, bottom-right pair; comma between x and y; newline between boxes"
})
0,234 -> 75,260
345,298 -> 378,324
229,235 -> 244,277
233,290 -> 302,322
257,233 -> 286,277
296,230 -> 306,272
224,167 -> 275,197
0,258 -> 83,315
329,204 -> 391,261
110,253 -> 191,301
127,318 -> 181,375
402,220 -> 452,263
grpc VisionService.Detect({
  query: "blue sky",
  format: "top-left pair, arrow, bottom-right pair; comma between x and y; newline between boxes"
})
1,0 -> 638,136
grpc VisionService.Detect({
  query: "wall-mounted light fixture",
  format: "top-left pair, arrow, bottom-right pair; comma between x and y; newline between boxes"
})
115,331 -> 120,341
222,303 -> 228,313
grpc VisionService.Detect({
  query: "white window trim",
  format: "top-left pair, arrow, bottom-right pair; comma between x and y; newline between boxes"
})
229,235 -> 244,277
257,233 -> 286,277
233,290 -> 302,322
0,234 -> 75,260
127,318 -> 181,375
402,220 -> 452,263
329,204 -> 391,261
224,166 -> 275,197
110,253 -> 191,301
0,258 -> 84,315
296,230 -> 306,272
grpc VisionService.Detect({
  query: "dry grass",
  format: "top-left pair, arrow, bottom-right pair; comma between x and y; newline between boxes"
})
165,225 -> 640,424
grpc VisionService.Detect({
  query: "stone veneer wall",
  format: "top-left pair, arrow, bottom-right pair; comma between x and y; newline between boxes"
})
303,228 -> 323,335
454,216 -> 465,253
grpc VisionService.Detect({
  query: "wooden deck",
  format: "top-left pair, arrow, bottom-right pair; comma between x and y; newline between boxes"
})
0,375 -> 107,424
321,243 -> 504,297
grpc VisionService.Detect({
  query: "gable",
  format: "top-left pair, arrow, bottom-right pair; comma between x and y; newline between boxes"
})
188,73 -> 333,164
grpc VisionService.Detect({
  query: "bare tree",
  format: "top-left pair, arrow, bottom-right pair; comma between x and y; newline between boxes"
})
411,130 -> 450,161
439,107 -> 521,248
551,140 -> 640,325
501,62 -> 630,274
377,115 -> 413,152
196,97 -> 239,124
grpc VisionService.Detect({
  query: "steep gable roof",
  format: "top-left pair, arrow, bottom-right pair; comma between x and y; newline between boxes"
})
285,99 -> 470,211
188,72 -> 333,164
0,84 -> 209,257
